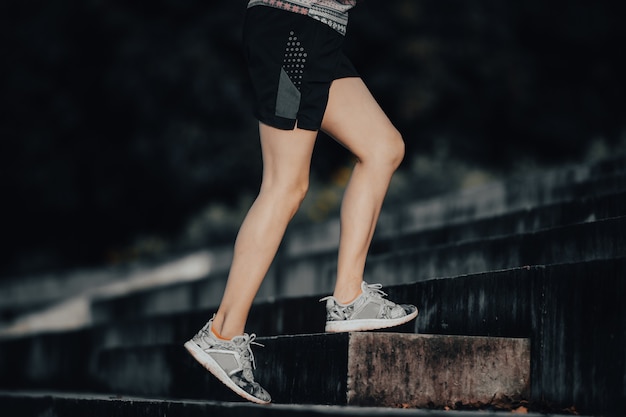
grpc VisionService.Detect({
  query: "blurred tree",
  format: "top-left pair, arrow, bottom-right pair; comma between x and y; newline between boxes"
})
351,0 -> 625,165
1,0 -> 624,277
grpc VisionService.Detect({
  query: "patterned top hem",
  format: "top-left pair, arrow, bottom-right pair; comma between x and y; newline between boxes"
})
247,0 -> 358,35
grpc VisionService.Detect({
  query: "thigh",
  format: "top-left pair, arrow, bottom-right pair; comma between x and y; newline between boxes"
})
258,122 -> 318,189
321,77 -> 402,160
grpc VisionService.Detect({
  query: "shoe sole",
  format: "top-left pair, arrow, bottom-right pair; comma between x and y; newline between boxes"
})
184,340 -> 271,405
324,308 -> 418,333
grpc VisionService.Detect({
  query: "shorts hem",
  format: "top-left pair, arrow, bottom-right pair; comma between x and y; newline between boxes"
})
256,113 -> 320,131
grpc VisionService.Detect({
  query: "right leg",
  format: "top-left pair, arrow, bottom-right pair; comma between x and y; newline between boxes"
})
317,77 -> 417,333
212,122 -> 318,339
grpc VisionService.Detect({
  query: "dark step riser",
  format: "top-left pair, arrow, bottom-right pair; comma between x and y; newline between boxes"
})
286,186 -> 626,258
0,329 -> 95,392
367,215 -> 626,284
90,216 -> 626,322
251,259 -> 626,416
91,266 -> 540,350
269,216 -> 626,302
0,249 -> 235,329
90,271 -> 232,325
94,334 -> 530,409
376,171 -> 626,241
90,267 -> 287,326
97,335 -> 349,405
2,159 -> 625,323
1,258 -> 624,416
372,190 -> 626,255
588,155 -> 626,176
0,392 -> 547,417
284,155 -> 626,257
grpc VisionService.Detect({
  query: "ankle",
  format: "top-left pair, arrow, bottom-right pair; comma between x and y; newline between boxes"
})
212,312 -> 245,340
333,289 -> 362,305
211,326 -> 232,341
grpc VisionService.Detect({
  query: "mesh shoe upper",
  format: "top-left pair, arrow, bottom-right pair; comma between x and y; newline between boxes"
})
187,319 -> 271,403
321,282 -> 418,331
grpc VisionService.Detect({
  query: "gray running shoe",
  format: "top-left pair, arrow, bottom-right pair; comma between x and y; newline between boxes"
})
321,282 -> 418,333
184,317 -> 271,404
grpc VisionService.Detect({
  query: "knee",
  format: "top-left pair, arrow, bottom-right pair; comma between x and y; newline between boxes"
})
262,178 -> 309,211
387,129 -> 405,170
282,181 -> 309,218
290,180 -> 309,207
363,128 -> 405,172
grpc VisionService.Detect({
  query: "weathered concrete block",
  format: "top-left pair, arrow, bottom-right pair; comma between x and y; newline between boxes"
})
347,333 -> 530,408
93,332 -> 529,409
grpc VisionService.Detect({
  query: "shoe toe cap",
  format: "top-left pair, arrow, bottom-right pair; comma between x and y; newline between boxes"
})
401,304 -> 418,316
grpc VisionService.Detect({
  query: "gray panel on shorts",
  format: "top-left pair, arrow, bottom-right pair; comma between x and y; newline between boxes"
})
275,68 -> 301,119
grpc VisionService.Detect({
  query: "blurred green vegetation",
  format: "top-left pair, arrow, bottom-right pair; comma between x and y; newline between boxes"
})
1,0 -> 624,276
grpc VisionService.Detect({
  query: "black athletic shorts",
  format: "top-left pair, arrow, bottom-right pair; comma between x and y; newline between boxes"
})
242,5 -> 359,131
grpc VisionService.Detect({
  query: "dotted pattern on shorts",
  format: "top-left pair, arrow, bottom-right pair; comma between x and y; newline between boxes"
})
283,31 -> 308,90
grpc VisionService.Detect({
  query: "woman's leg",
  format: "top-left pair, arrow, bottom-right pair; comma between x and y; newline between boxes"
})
321,77 -> 405,304
212,122 -> 318,339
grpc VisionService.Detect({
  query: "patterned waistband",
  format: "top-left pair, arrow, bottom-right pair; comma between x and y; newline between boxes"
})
247,0 -> 357,35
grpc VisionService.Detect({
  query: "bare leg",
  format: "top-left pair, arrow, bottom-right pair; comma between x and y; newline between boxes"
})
321,77 -> 405,303
212,123 -> 317,339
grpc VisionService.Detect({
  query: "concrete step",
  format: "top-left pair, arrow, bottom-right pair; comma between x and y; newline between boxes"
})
0,328 -> 94,393
371,189 -> 626,255
280,215 -> 626,298
0,248 -> 233,331
364,215 -> 626,285
0,332 -> 531,409
87,257 -> 625,416
90,215 -> 626,322
98,333 -> 530,409
46,257 -> 625,351
4,161 -> 623,332
90,258 -> 538,350
393,157 -> 625,232
0,391 -> 567,417
286,158 -> 626,257
1,258 -> 623,415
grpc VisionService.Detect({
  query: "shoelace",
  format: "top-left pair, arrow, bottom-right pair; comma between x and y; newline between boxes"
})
198,324 -> 264,371
363,282 -> 388,299
234,333 -> 264,371
319,282 -> 388,304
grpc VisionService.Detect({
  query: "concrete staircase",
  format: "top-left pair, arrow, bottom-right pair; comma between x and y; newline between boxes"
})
1,155 -> 625,416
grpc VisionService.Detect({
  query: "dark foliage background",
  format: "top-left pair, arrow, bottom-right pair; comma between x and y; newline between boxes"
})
1,0 -> 624,277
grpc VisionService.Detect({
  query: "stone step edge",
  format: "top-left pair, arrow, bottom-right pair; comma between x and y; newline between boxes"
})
105,256 -> 623,322
92,216 -> 626,322
94,333 -> 531,409
3,256 -> 621,340
0,187 -> 626,327
0,390 -> 576,417
287,166 -> 626,256
0,263 -> 538,339
370,189 -> 626,253
287,214 -> 626,262
2,157 -> 623,323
